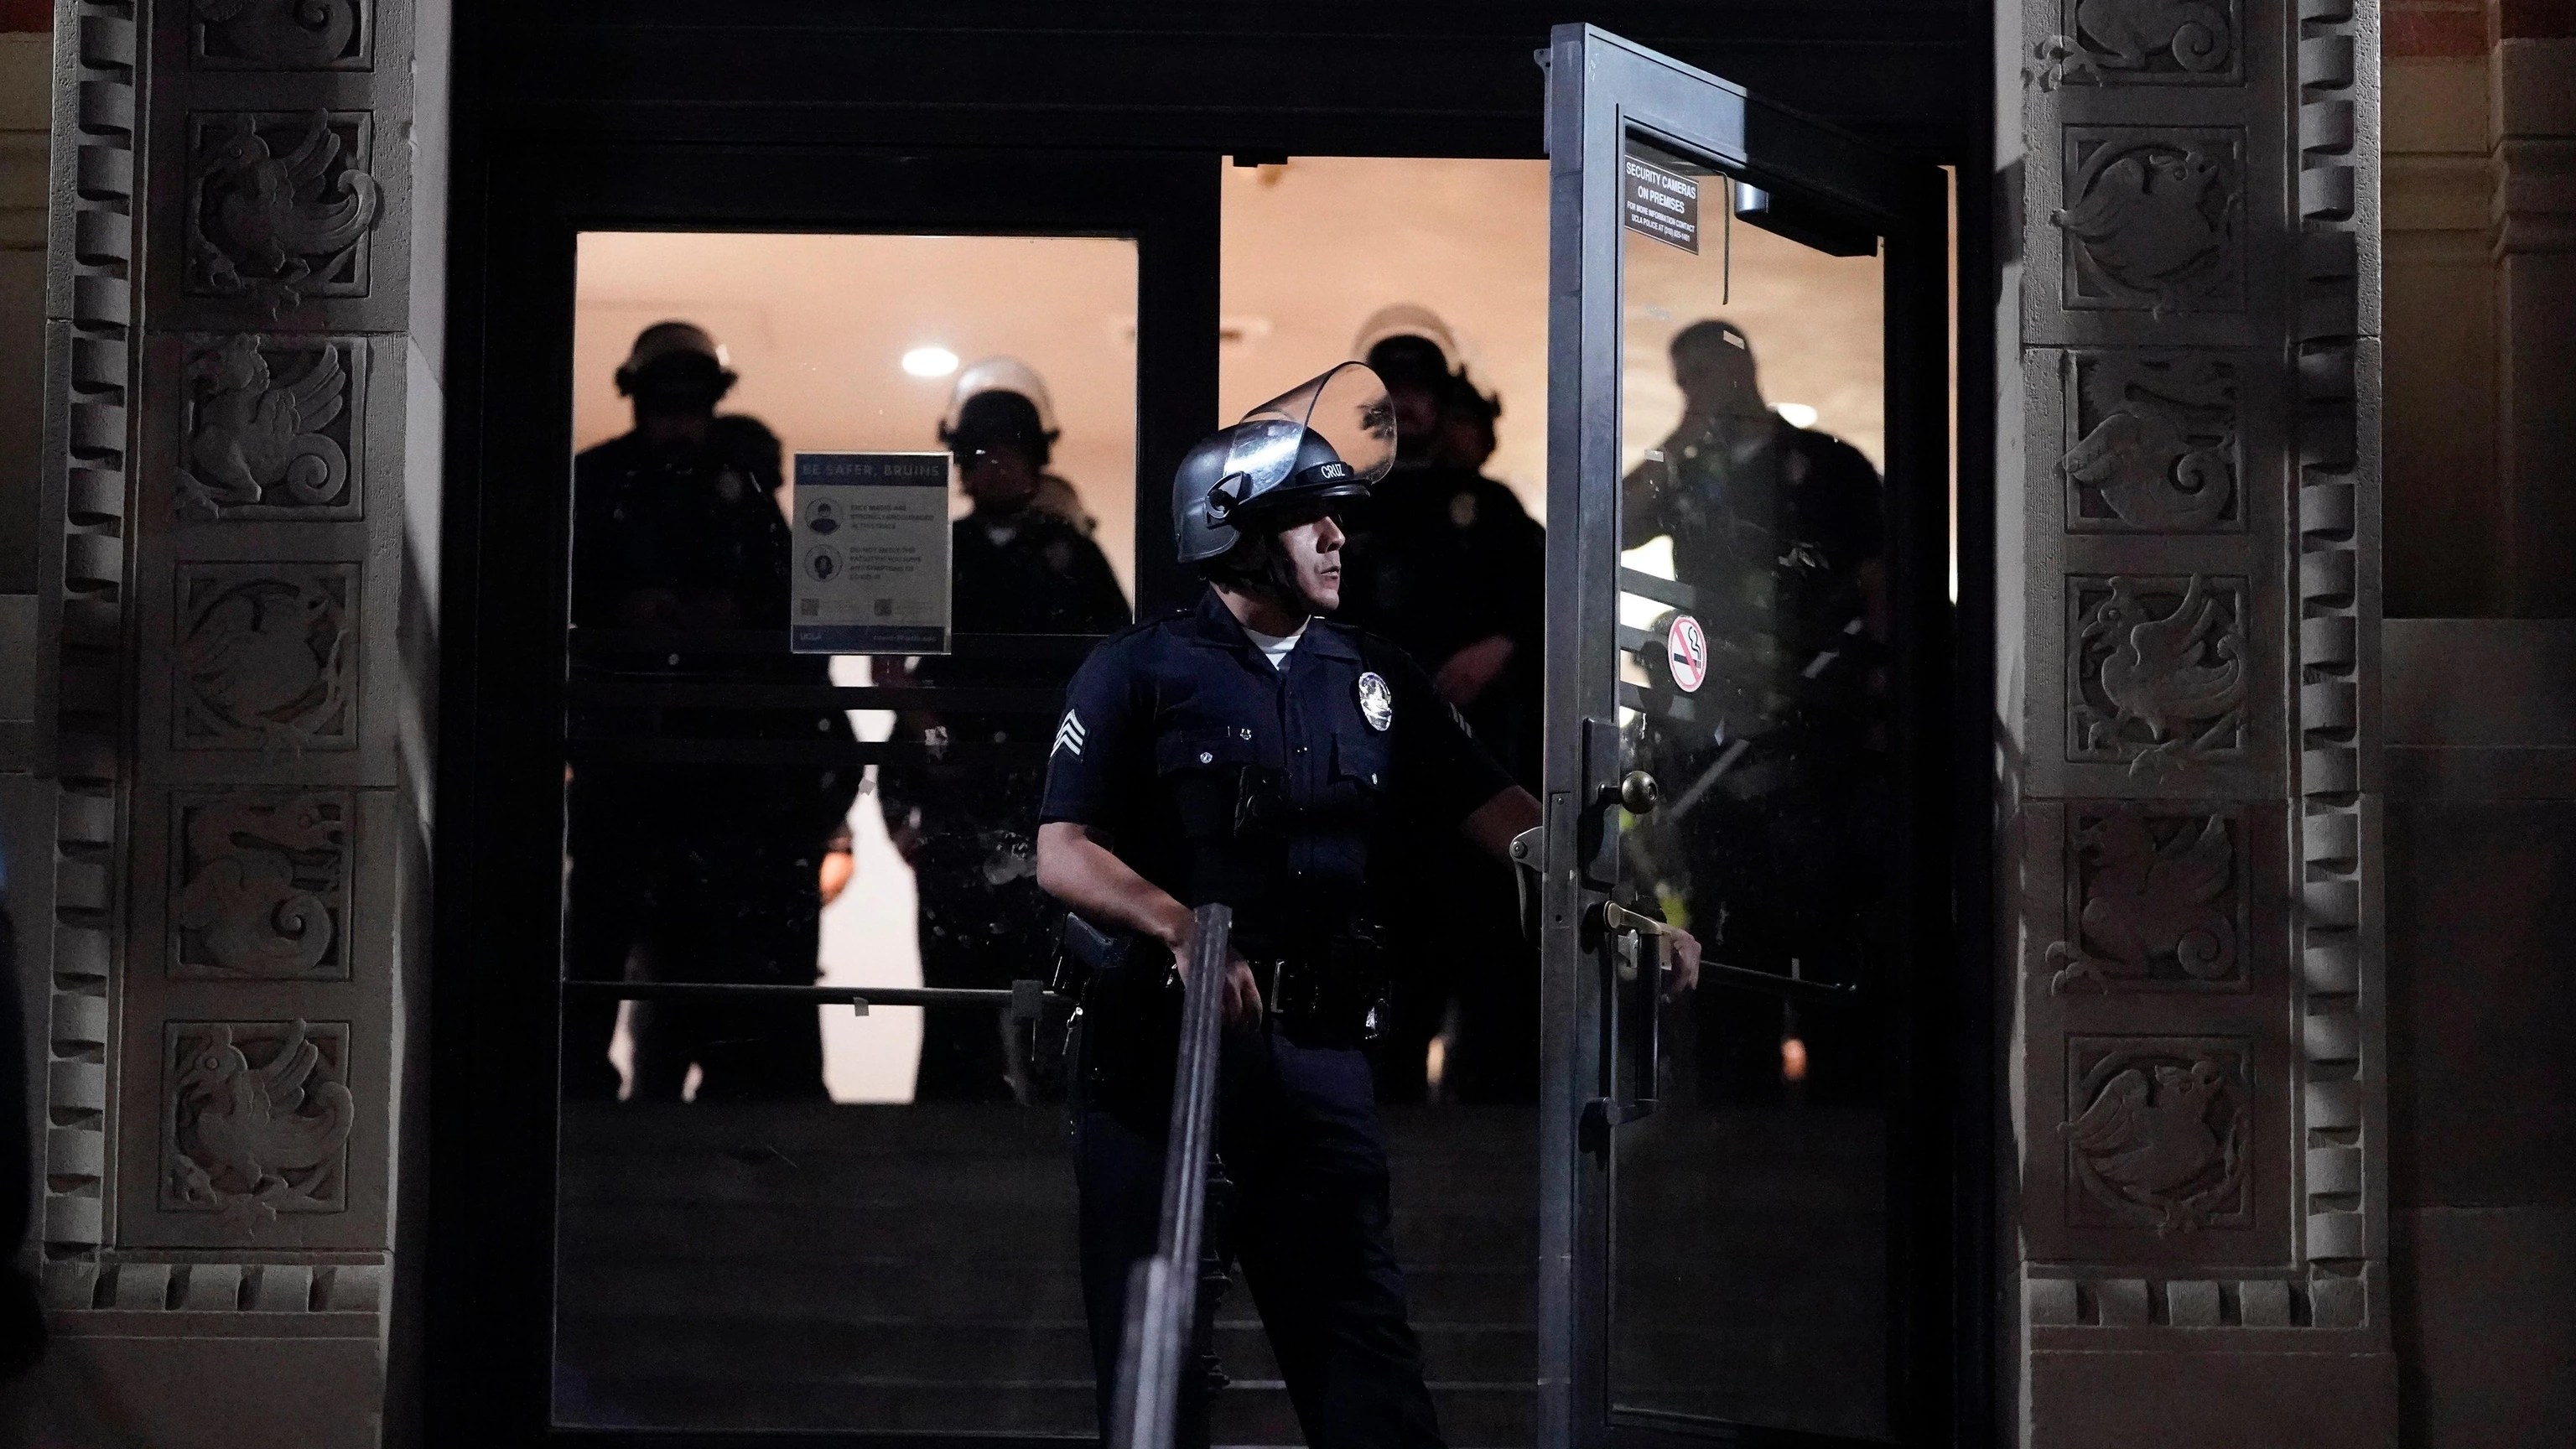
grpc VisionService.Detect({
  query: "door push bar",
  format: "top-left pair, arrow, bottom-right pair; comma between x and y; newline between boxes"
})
558,979 -> 1062,1025
1592,901 -> 1861,1005
1581,901 -> 1862,1154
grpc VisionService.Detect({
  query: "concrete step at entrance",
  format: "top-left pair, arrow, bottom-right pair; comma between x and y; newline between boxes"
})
553,1101 -> 1541,1443
1215,1318 -> 1535,1388
555,1258 -> 1535,1327
553,1312 -> 1535,1389
560,1374 -> 1536,1446
1213,1383 -> 1535,1447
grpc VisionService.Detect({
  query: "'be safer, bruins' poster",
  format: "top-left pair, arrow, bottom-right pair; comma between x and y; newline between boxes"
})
788,451 -> 953,654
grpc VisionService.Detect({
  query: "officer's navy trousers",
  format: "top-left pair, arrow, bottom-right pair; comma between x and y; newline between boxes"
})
1077,1021 -> 1446,1449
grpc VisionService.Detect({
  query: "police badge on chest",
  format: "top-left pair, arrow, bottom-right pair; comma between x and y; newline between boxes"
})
1355,671 -> 1394,732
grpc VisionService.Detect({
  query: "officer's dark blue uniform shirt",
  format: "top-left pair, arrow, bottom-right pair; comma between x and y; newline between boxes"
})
1039,589 -> 1513,952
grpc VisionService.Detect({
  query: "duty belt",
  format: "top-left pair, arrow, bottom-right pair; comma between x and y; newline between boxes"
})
1246,947 -> 1384,1046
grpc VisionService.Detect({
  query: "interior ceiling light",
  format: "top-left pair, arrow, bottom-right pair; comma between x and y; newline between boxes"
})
901,346 -> 959,378
1775,402 -> 1819,428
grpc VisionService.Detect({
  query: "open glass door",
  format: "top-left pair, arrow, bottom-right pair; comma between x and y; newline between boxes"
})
1537,25 -> 1952,1448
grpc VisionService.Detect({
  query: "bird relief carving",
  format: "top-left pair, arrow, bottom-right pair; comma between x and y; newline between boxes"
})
2069,574 -> 2246,775
2046,808 -> 2240,992
164,1019 -> 355,1236
2034,0 -> 2235,87
2063,1046 -> 2250,1231
2059,355 -> 2236,531
187,112 -> 381,311
178,336 -> 355,519
2054,133 -> 2241,313
173,794 -> 349,980
193,0 -> 366,70
175,567 -> 355,750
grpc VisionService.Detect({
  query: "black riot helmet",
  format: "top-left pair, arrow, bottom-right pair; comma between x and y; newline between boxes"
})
942,389 -> 1053,466
614,321 -> 737,411
1173,362 -> 1396,564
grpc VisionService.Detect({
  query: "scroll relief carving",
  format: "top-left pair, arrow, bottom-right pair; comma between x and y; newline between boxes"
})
179,335 -> 361,520
2054,129 -> 2243,314
2068,574 -> 2247,774
2060,353 -> 2238,531
2046,805 -> 2244,992
2036,0 -> 2238,87
2063,1038 -> 2252,1232
163,1019 -> 354,1236
174,564 -> 356,750
186,111 -> 381,311
193,0 -> 368,70
172,792 -> 350,980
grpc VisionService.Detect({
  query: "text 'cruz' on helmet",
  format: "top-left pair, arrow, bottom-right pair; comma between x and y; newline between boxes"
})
1172,362 -> 1396,564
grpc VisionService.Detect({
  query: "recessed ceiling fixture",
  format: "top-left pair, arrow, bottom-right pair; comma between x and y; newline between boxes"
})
1775,402 -> 1819,428
901,346 -> 959,378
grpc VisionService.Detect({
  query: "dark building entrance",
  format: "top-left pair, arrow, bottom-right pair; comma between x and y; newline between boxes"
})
430,11 -> 1992,1447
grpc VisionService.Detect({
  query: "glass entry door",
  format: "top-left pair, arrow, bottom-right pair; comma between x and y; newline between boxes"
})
1536,25 -> 1952,1448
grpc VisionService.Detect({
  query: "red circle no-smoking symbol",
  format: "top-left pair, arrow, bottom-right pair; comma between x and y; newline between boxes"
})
1666,615 -> 1708,693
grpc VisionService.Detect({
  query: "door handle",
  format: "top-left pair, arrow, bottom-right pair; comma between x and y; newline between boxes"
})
1589,901 -> 1669,1140
1613,770 -> 1659,816
1508,825 -> 1545,944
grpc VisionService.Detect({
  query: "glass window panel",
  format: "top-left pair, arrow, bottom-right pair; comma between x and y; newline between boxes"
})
1605,133 -> 1895,1441
555,230 -> 1138,1434
1219,157 -> 1550,522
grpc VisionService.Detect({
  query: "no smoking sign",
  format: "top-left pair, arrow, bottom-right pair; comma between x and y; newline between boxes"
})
1665,614 -> 1708,693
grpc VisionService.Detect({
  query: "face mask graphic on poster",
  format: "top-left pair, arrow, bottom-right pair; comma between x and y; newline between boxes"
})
789,451 -> 954,654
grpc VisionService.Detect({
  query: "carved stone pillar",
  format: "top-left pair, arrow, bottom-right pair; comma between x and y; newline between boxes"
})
18,0 -> 439,1441
2004,0 -> 2394,1437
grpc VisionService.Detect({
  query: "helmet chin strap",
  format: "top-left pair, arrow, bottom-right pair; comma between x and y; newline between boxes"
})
1209,524 -> 1328,634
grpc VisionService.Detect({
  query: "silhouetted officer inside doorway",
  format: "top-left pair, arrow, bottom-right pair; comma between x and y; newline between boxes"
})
564,321 -> 859,1102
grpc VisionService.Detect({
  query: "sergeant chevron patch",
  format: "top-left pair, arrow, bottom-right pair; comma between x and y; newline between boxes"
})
1052,709 -> 1088,757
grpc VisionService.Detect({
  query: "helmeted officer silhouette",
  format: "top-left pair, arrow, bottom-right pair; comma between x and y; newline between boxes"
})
1619,319 -> 1887,1106
942,356 -> 1103,534
1034,362 -> 1701,1448
564,320 -> 860,1101
1335,306 -> 1547,1104
877,361 -> 1130,1102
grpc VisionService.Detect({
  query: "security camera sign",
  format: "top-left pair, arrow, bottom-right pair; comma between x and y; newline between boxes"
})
789,451 -> 952,654
1622,152 -> 1701,254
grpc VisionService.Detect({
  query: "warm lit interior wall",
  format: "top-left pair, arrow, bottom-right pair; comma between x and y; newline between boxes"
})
1619,209 -> 1885,475
1219,156 -> 1888,531
1220,158 -> 1555,516
574,231 -> 1142,1103
573,231 -> 1143,595
568,165 -> 1895,1103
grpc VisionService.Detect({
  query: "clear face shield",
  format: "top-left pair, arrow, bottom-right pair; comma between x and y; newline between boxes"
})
1218,361 -> 1399,503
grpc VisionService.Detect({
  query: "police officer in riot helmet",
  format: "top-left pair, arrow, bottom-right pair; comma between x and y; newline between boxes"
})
941,356 -> 1102,535
1036,363 -> 1701,1449
1621,319 -> 1887,1105
1335,308 -> 1547,1105
878,361 -> 1130,1103
564,321 -> 860,1102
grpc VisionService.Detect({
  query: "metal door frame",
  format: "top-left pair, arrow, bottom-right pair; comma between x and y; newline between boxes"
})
1535,24 -> 1959,1449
